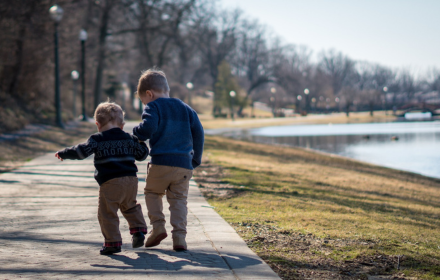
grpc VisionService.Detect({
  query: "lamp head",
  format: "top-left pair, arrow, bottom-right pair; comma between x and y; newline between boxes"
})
186,82 -> 193,90
79,29 -> 88,41
71,70 -> 79,80
49,5 -> 64,22
229,91 -> 236,97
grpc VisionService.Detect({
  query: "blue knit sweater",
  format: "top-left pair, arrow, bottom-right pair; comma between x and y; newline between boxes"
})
133,98 -> 204,170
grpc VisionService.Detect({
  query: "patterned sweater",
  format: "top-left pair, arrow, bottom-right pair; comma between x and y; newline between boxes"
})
133,98 -> 204,170
57,128 -> 149,185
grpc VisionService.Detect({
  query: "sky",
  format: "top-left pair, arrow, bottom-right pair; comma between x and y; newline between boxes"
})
220,0 -> 440,75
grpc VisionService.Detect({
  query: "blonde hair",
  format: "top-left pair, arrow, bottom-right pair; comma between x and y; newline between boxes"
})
94,101 -> 125,126
137,68 -> 170,97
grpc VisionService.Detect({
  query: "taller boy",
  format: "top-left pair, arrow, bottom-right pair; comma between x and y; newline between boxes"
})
133,69 -> 204,251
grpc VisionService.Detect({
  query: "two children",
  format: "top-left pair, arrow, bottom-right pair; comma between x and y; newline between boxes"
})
55,69 -> 204,254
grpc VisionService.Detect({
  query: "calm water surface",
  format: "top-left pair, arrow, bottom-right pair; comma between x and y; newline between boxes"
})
207,121 -> 440,179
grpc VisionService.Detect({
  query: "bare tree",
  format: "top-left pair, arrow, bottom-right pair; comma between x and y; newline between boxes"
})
272,44 -> 313,108
196,9 -> 241,115
319,49 -> 356,96
319,49 -> 357,115
428,68 -> 440,92
115,0 -> 197,68
91,0 -> 118,109
398,69 -> 417,103
340,87 -> 358,116
357,62 -> 378,116
231,19 -> 275,116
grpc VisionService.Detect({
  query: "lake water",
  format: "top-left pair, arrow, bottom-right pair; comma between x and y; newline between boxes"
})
206,121 -> 440,179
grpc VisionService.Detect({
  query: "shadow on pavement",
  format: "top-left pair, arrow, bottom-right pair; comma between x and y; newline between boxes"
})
90,249 -> 262,271
0,231 -> 101,246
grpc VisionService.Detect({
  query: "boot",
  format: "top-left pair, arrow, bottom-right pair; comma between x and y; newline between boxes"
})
173,235 -> 187,251
132,232 -> 145,248
145,226 -> 168,248
100,246 -> 121,255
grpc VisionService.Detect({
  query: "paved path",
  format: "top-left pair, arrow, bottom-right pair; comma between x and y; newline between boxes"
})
0,152 -> 279,279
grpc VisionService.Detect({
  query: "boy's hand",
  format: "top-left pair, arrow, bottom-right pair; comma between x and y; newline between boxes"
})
55,152 -> 63,161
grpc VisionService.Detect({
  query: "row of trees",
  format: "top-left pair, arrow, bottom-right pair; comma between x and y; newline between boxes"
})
1,0 -> 440,131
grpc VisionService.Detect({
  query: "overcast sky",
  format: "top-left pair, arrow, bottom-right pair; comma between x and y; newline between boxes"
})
220,0 -> 440,75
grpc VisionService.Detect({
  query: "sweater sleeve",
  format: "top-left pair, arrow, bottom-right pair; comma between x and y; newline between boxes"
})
190,111 -> 204,169
131,135 -> 149,161
57,137 -> 96,160
132,104 -> 159,141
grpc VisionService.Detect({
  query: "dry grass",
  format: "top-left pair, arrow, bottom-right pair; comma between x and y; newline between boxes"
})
199,111 -> 397,130
194,135 -> 440,280
0,122 -> 96,173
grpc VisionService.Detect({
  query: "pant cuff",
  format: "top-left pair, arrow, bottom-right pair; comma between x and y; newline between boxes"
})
129,227 -> 148,235
104,241 -> 122,247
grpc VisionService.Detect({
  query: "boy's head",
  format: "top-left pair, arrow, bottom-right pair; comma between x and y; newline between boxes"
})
94,101 -> 125,131
137,69 -> 170,105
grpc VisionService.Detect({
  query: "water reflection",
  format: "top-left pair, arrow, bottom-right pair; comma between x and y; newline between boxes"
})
208,121 -> 440,179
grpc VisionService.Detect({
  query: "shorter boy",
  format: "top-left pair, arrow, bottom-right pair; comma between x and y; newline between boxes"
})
133,69 -> 204,251
55,101 -> 149,255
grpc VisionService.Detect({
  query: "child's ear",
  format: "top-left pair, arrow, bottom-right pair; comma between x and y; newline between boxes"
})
95,121 -> 101,129
146,90 -> 154,99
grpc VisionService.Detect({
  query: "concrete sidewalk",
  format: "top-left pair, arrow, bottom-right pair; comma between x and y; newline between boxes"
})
0,153 -> 280,279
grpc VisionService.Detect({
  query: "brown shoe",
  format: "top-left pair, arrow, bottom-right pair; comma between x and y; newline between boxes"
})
173,235 -> 187,251
145,227 -> 168,248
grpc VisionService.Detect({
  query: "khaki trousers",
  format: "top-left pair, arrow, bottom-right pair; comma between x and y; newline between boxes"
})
98,176 -> 147,243
144,164 -> 193,238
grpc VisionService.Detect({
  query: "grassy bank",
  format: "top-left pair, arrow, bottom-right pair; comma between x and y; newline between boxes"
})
194,135 -> 440,280
0,122 -> 96,173
200,111 -> 397,130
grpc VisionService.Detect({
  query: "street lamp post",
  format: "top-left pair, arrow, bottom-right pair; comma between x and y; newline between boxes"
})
79,29 -> 88,121
319,96 -> 324,112
304,88 -> 310,114
186,82 -> 193,107
49,5 -> 64,128
229,90 -> 236,120
71,70 -> 79,118
383,86 -> 388,115
335,97 -> 340,112
296,95 -> 302,114
271,87 -> 276,117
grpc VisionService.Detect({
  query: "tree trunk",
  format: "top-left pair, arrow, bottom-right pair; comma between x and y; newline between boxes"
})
93,1 -> 113,109
8,2 -> 37,97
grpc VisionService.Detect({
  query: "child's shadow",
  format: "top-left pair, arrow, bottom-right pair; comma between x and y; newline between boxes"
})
91,252 -> 189,271
91,249 -> 261,271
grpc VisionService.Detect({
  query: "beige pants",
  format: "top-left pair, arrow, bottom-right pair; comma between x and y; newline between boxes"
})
144,164 -> 193,238
98,176 -> 147,243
